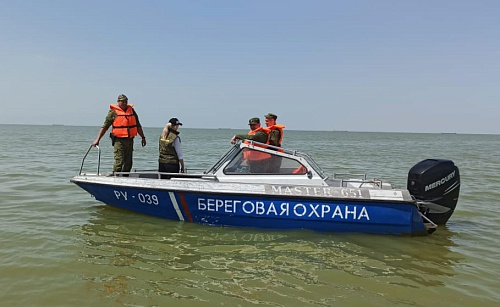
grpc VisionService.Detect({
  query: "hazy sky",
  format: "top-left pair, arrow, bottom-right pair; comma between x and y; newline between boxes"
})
1,0 -> 498,133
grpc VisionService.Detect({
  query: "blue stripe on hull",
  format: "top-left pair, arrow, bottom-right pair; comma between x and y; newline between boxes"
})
75,182 -> 426,235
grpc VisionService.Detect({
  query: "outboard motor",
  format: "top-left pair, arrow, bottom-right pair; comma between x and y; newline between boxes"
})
407,159 -> 460,225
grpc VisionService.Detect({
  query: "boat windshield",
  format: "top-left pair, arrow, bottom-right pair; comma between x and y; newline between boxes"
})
204,144 -> 241,174
204,142 -> 327,179
292,150 -> 327,179
223,147 -> 308,175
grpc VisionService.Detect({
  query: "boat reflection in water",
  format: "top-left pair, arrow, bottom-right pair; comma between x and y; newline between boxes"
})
77,204 -> 463,305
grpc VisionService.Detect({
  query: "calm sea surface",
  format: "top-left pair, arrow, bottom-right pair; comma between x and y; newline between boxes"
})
0,124 -> 499,306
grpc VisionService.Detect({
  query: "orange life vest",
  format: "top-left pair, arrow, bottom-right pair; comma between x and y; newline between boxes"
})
292,165 -> 307,174
243,127 -> 271,161
110,104 -> 138,138
268,124 -> 285,147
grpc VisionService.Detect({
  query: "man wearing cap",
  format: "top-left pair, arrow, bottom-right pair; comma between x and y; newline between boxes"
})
230,117 -> 271,173
264,113 -> 285,147
158,117 -> 185,178
92,94 -> 146,174
264,113 -> 285,173
230,117 -> 269,144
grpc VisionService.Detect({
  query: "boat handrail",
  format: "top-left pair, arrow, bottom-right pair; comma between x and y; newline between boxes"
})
333,173 -> 367,180
79,145 -> 101,175
241,140 -> 328,179
111,171 -> 217,179
246,140 -> 328,179
332,173 -> 386,186
243,140 -> 301,156
295,151 -> 326,178
335,177 -> 384,188
133,168 -> 208,172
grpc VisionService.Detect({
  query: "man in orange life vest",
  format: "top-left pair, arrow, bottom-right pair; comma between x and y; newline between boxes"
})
264,113 -> 285,173
264,113 -> 285,147
230,117 -> 271,173
230,117 -> 269,144
92,94 -> 146,173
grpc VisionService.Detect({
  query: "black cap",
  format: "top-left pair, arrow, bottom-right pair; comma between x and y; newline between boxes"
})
117,94 -> 128,101
248,117 -> 260,125
264,113 -> 277,120
169,118 -> 182,126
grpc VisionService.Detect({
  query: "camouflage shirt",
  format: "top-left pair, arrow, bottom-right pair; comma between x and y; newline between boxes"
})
268,130 -> 282,147
234,130 -> 269,144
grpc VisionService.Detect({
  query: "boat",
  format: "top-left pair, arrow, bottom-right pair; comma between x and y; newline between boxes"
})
71,141 -> 460,236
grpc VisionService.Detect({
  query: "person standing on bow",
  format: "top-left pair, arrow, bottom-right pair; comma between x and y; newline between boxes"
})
92,94 -> 146,174
264,113 -> 285,148
158,118 -> 185,178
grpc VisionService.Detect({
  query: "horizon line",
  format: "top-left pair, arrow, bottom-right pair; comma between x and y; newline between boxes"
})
0,123 -> 498,136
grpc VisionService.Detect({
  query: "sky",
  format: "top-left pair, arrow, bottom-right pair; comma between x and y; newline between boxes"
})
1,0 -> 499,133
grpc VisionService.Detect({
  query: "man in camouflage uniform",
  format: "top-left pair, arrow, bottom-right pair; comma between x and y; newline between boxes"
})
92,94 -> 146,173
230,117 -> 269,144
230,117 -> 270,173
264,113 -> 286,173
264,113 -> 285,147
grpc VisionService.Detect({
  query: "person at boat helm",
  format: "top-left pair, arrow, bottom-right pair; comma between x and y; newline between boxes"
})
158,117 -> 185,178
92,94 -> 146,174
264,113 -> 285,148
230,117 -> 271,173
230,117 -> 269,145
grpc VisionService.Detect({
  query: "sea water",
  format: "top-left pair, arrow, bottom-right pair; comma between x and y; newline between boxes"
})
0,124 -> 499,306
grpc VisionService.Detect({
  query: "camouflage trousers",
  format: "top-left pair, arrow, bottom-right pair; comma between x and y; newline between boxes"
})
113,138 -> 134,173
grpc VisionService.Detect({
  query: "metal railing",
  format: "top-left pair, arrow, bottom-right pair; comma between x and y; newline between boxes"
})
77,145 -> 215,179
237,140 -> 328,179
79,145 -> 101,175
332,173 -> 385,188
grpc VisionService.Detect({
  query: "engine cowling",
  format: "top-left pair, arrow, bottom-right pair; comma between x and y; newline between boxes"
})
407,159 -> 460,225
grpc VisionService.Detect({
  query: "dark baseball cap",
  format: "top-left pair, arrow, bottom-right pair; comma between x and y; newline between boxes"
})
248,117 -> 260,125
117,94 -> 128,101
169,118 -> 182,126
264,113 -> 277,120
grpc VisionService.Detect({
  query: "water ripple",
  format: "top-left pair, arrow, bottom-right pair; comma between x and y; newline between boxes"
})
1,126 -> 499,306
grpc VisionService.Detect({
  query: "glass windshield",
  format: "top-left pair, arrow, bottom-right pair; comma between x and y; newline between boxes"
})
224,147 -> 307,175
